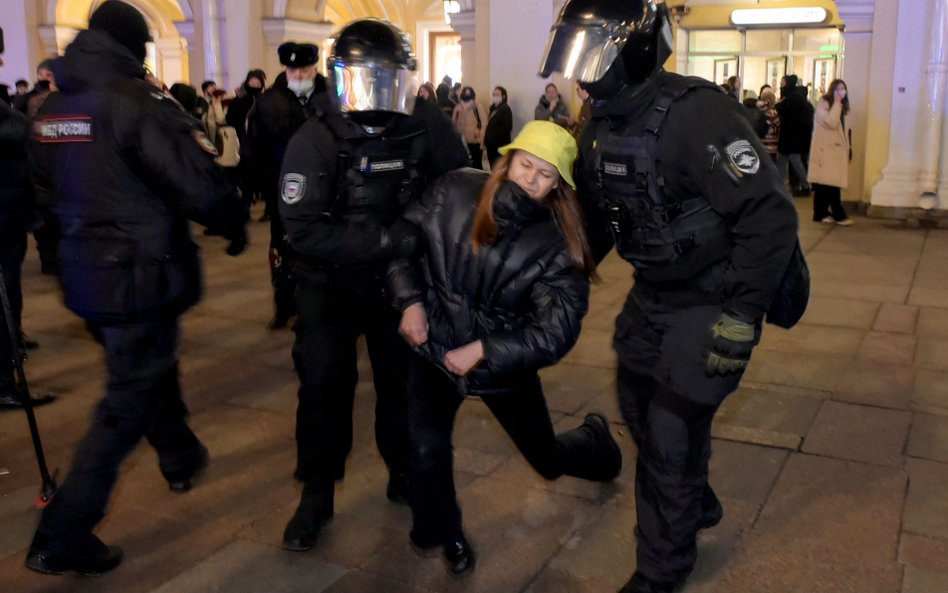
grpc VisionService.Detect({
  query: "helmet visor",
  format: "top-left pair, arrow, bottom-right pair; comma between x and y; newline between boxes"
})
329,61 -> 417,117
538,23 -> 624,82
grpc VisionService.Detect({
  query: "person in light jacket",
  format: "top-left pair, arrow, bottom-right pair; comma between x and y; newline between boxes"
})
807,79 -> 853,225
452,86 -> 488,169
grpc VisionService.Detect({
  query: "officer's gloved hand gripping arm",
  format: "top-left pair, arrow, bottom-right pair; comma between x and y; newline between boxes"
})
672,99 -> 798,376
137,103 -> 248,255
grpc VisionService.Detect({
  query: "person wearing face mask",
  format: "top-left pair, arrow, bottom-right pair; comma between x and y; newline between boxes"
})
244,43 -> 327,330
452,86 -> 488,169
388,120 -> 621,576
226,69 -> 268,212
540,2 -> 800,591
483,86 -> 512,168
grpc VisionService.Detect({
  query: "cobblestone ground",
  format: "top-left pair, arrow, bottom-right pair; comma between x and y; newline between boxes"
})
1,201 -> 947,593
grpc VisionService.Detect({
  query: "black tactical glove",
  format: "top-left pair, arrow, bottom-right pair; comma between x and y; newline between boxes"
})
225,227 -> 248,257
705,313 -> 756,376
385,219 -> 420,259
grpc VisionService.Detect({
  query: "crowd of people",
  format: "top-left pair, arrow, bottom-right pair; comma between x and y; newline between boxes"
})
0,2 -> 823,592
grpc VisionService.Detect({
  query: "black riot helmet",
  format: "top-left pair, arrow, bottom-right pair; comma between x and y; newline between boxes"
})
328,18 -> 418,124
538,0 -> 673,97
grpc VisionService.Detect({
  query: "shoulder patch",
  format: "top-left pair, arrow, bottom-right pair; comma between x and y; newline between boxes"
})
725,139 -> 760,175
34,116 -> 94,143
281,173 -> 307,205
191,130 -> 219,156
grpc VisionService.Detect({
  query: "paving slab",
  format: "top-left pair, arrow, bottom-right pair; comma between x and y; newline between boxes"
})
909,287 -> 948,309
714,387 -> 822,451
904,458 -> 948,540
812,228 -> 925,257
561,328 -> 617,369
915,336 -> 948,372
875,302 -> 920,334
900,533 -> 948,574
834,362 -> 914,409
798,296 -> 880,329
802,401 -> 911,466
540,362 -> 616,415
913,369 -> 948,409
907,413 -> 948,463
811,279 -> 910,304
756,324 -> 864,357
147,540 -> 347,593
324,570 -> 436,593
807,252 -> 918,286
742,350 -> 848,392
712,454 -> 905,593
0,486 -> 39,561
917,307 -> 948,336
706,440 -> 789,507
903,566 -> 948,593
856,331 -> 917,366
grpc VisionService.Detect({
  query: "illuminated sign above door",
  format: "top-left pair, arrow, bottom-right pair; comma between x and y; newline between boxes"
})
731,7 -> 829,26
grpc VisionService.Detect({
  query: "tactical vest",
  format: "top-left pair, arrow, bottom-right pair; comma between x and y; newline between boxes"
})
323,113 -> 427,226
593,78 -> 729,272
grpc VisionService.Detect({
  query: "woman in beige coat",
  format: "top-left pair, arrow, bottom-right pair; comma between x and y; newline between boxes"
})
452,86 -> 488,169
807,79 -> 853,225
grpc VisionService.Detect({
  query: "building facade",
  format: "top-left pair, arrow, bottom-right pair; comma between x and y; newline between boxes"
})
0,0 -> 945,222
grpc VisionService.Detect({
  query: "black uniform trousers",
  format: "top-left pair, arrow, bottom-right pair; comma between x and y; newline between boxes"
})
35,318 -> 203,552
614,287 -> 744,586
267,205 -> 296,324
407,354 -> 602,548
291,267 -> 410,484
0,234 -> 27,394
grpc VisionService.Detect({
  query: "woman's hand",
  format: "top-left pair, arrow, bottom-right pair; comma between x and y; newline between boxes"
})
399,303 -> 428,347
444,340 -> 484,376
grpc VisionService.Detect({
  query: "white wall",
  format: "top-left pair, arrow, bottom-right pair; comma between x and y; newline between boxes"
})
0,0 -> 34,86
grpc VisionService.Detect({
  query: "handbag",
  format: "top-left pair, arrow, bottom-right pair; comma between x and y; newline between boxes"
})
766,240 -> 810,329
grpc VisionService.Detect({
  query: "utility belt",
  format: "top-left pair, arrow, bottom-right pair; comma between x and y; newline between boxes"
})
294,255 -> 387,278
632,259 -> 730,307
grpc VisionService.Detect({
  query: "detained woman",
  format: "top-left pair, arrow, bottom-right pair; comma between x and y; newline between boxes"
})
388,121 -> 622,577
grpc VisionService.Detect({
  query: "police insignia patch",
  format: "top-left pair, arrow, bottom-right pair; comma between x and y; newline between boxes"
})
191,130 -> 219,156
282,173 -> 307,205
725,140 -> 760,175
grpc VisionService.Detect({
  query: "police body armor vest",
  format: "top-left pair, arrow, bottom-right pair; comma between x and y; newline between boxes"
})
595,77 -> 729,273
324,114 -> 427,227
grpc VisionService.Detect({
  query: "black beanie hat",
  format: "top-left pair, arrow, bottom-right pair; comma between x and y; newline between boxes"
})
89,1 -> 150,62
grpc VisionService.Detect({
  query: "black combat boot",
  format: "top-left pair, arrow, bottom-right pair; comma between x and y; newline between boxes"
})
25,532 -> 123,576
282,481 -> 334,551
442,532 -> 475,577
165,444 -> 210,493
698,484 -> 724,529
558,412 -> 622,482
618,571 -> 677,593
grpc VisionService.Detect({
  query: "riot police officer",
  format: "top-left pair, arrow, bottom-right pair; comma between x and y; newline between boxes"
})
540,2 -> 799,592
278,18 -> 469,552
25,1 -> 247,576
244,42 -> 327,330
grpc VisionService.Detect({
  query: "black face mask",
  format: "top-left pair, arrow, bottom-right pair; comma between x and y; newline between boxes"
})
246,86 -> 262,96
461,92 -> 474,101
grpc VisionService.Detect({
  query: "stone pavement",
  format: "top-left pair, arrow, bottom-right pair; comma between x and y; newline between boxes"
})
1,201 -> 947,593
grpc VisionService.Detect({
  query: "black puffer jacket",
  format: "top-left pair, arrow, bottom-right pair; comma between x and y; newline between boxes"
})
388,169 -> 589,394
30,29 -> 245,322
0,102 -> 32,243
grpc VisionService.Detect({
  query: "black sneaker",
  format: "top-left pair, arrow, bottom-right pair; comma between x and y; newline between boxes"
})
25,533 -> 123,576
698,486 -> 724,530
583,413 -> 622,481
618,572 -> 677,593
282,482 -> 334,551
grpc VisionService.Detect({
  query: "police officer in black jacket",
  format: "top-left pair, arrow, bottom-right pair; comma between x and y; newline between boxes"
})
277,18 -> 469,552
245,42 -> 327,330
540,2 -> 798,592
24,1 -> 247,576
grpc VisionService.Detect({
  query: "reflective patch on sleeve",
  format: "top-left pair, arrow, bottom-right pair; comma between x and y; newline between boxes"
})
725,139 -> 760,175
281,173 -> 307,205
33,116 -> 94,143
191,129 -> 219,156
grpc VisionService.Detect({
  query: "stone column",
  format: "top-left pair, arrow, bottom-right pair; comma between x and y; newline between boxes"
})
36,25 -> 80,57
923,0 -> 948,210
449,9 -> 477,90
201,0 -> 224,86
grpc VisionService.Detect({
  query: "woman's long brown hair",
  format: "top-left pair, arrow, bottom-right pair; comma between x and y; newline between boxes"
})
823,79 -> 850,116
471,151 -> 598,280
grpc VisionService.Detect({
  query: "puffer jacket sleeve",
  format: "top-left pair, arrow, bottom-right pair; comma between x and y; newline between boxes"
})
481,251 -> 589,374
387,174 -> 446,312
